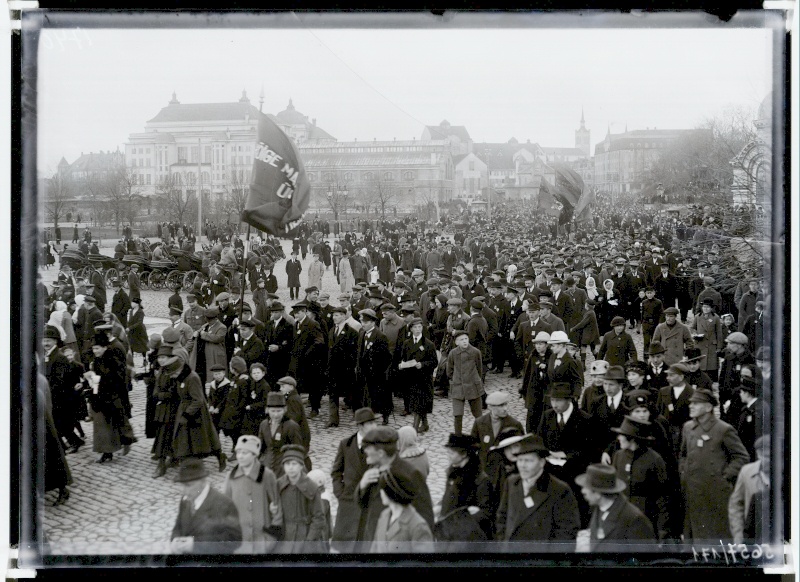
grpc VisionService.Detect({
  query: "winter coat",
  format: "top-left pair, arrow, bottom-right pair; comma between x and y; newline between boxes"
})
370,505 -> 434,553
596,330 -> 638,367
330,432 -> 369,553
680,413 -> 750,541
611,445 -> 670,538
651,321 -> 693,365
570,308 -> 600,347
439,456 -> 493,541
171,486 -> 242,553
395,335 -> 437,415
587,493 -> 655,551
338,257 -> 355,292
258,415 -> 304,477
189,318 -> 229,384
277,474 -> 327,553
690,312 -> 723,372
171,365 -> 222,459
126,306 -> 148,355
285,259 -> 302,288
446,344 -> 484,401
307,259 -> 324,290
224,462 -> 283,553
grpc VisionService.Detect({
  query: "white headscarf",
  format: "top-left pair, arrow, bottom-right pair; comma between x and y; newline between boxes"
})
47,301 -> 68,341
603,278 -> 615,299
585,277 -> 598,300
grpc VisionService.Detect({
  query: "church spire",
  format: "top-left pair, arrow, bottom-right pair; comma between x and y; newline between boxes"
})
580,107 -> 585,128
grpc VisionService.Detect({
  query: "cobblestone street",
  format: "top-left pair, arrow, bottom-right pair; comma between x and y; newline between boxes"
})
41,235 -> 650,555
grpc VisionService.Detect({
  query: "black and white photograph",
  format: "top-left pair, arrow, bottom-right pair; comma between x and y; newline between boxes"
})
15,10 -> 791,569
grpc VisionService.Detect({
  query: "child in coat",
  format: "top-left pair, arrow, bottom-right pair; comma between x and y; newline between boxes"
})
206,363 -> 232,434
306,469 -> 332,550
276,445 -> 327,554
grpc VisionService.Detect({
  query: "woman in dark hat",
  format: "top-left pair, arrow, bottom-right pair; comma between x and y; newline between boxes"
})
127,296 -> 149,366
436,434 -> 493,546
150,345 -> 182,478
85,332 -> 136,463
610,416 -> 671,541
370,465 -> 434,554
689,297 -> 723,381
428,293 -> 450,351
169,349 -> 227,473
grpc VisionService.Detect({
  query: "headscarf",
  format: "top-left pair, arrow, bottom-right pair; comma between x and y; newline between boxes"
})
397,426 -> 426,460
585,277 -> 598,300
603,278 -> 615,299
47,301 -> 68,341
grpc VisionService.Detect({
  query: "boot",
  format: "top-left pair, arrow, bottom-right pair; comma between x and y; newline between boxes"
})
152,459 -> 167,479
454,415 -> 463,436
421,415 -> 429,433
412,413 -> 420,432
218,453 -> 227,472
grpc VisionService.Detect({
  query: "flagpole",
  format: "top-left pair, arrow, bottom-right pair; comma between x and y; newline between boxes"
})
239,224 -> 251,323
197,137 -> 202,246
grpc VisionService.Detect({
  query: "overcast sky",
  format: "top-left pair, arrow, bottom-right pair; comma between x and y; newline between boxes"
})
34,14 -> 775,173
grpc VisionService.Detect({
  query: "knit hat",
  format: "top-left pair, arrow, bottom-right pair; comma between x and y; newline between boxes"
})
281,444 -> 307,465
379,466 -> 416,505
229,355 -> 248,375
235,435 -> 262,456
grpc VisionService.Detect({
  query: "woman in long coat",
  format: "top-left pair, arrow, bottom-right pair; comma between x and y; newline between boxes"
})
395,319 -> 438,433
189,307 -> 228,386
126,297 -> 149,359
40,372 -> 72,505
86,333 -> 135,462
338,250 -> 355,292
150,346 -> 181,477
595,279 -> 624,335
170,354 -> 226,471
690,298 -> 724,376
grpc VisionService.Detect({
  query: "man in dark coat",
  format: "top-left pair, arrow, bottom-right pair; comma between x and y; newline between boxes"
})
330,408 -> 378,553
285,251 -> 302,300
586,365 -> 628,457
232,319 -> 264,370
653,262 -> 678,312
680,389 -> 750,542
576,463 -> 655,552
288,301 -> 326,417
495,434 -> 580,549
655,362 -> 696,459
170,458 -> 242,554
326,307 -> 360,427
110,280 -> 131,328
471,391 -> 524,478
718,331 -> 755,424
546,331 -> 583,400
735,380 -> 763,462
43,326 -> 84,452
127,264 -> 142,302
596,316 -> 638,366
264,303 -> 294,386
355,309 -> 393,424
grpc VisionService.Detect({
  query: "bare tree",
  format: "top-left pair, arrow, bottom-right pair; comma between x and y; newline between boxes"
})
371,175 -> 399,219
319,172 -> 352,222
103,166 -> 145,234
155,174 -> 197,225
44,171 -> 73,230
219,169 -> 249,225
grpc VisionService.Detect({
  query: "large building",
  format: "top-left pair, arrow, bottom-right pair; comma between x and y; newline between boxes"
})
593,127 -> 702,195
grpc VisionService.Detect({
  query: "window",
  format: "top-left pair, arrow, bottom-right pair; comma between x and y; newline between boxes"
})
403,171 -> 414,180
178,147 -> 187,163
323,173 -> 333,182
191,146 -> 199,162
204,146 -> 211,163
187,173 -> 196,186
146,174 -> 151,185
308,173 -> 315,181
384,172 -> 394,181
364,172 -> 373,181
344,172 -> 353,181
146,148 -> 150,154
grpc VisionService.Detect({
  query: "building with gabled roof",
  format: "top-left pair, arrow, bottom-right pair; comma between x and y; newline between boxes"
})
421,120 -> 472,155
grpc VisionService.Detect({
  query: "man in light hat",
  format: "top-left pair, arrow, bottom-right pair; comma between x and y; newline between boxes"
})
495,433 -> 581,548
679,389 -> 749,542
471,391 -> 524,475
331,408 -> 379,553
170,458 -> 242,554
575,463 -> 655,551
718,331 -> 755,424
651,307 -> 693,365
546,331 -> 582,398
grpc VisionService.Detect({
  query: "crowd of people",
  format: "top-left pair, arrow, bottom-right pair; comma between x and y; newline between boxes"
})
38,197 -> 774,555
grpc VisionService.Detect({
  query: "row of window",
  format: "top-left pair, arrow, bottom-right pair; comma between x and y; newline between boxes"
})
308,171 -> 416,182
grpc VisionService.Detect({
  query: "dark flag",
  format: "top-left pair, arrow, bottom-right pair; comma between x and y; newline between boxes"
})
241,111 -> 311,236
538,174 -> 573,225
574,186 -> 596,223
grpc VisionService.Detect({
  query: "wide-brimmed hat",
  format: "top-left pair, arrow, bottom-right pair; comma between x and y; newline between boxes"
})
515,433 -> 550,457
575,463 -> 626,494
174,458 -> 209,483
646,342 -> 666,355
588,360 -> 610,375
444,434 -> 480,451
611,416 -> 654,441
532,331 -> 551,343
547,331 -> 569,344
43,325 -> 62,341
683,347 -> 703,362
489,432 -> 526,452
354,407 -> 377,425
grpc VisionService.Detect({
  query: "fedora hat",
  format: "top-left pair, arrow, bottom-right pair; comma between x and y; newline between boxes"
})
575,463 -> 626,494
646,341 -> 666,355
515,433 -> 550,457
174,458 -> 209,483
603,365 -> 626,381
546,382 -> 574,400
612,416 -> 654,441
489,432 -> 527,452
683,347 -> 703,362
444,433 -> 480,451
689,388 -> 718,406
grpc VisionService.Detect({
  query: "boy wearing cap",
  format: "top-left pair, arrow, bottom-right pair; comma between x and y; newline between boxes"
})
575,463 -> 655,551
259,393 -> 305,478
277,376 -> 311,452
610,416 -> 670,540
596,316 -> 638,367
330,408 -> 379,553
447,331 -> 486,436
495,434 -> 581,548
233,319 -> 265,370
223,435 -> 283,553
471,391 -> 524,475
640,287 -> 663,351
277,444 -> 327,553
680,389 -> 750,541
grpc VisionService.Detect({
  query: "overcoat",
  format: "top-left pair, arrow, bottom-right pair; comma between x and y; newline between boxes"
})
171,486 -> 242,552
330,432 -> 369,553
446,344 -> 484,401
439,455 -> 493,540
126,306 -> 148,355
223,462 -> 283,553
338,257 -> 355,292
355,327 -> 393,413
326,323 -> 359,400
189,318 -> 229,385
171,365 -> 222,459
258,415 -> 304,477
596,330 -> 638,367
651,321 -> 693,365
263,316 -> 294,385
587,493 -> 655,551
307,259 -> 324,290
495,471 -> 580,549
276,474 -> 328,553
151,369 -> 180,459
370,506 -> 435,553
570,308 -> 600,347
40,374 -> 72,492
395,335 -> 438,415
690,313 -> 723,372
285,258 -> 302,288
679,413 -> 750,541
471,413 -> 524,477
611,445 -> 670,537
